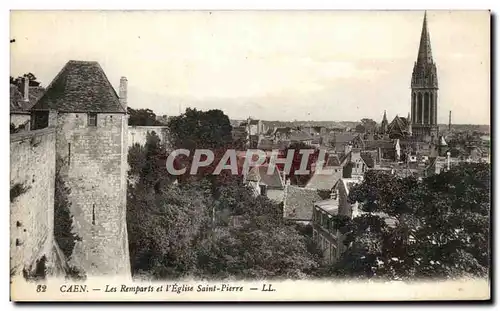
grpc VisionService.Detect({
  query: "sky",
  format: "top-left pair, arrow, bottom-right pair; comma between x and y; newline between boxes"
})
10,10 -> 490,124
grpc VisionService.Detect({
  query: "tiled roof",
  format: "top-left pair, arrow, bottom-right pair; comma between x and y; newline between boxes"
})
10,85 -> 45,113
246,165 -> 284,189
326,154 -> 341,167
10,85 -> 23,111
332,133 -> 356,143
364,140 -> 395,150
303,126 -> 324,134
289,131 -> 313,142
305,168 -> 343,190
314,199 -> 339,216
257,140 -> 290,151
339,151 -> 351,165
360,152 -> 375,168
275,127 -> 292,134
31,60 -> 126,113
284,186 -> 323,221
388,116 -> 410,135
266,189 -> 285,203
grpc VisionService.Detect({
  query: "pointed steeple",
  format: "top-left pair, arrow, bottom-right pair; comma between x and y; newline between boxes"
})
380,110 -> 388,134
417,11 -> 434,66
410,11 -> 439,141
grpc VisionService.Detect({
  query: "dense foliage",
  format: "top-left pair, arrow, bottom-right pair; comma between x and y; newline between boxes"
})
127,110 -> 319,280
355,118 -> 378,134
54,166 -> 81,259
167,108 -> 233,151
10,73 -> 41,87
330,164 -> 490,280
127,107 -> 166,126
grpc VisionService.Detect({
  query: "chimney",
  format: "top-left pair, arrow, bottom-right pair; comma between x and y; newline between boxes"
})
344,143 -> 352,155
119,76 -> 128,110
281,170 -> 286,186
23,76 -> 29,102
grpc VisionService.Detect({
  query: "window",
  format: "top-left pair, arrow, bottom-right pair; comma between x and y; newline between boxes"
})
92,204 -> 96,225
88,113 -> 97,127
32,111 -> 49,130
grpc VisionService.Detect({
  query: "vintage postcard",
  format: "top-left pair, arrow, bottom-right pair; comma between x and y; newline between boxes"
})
9,10 -> 491,301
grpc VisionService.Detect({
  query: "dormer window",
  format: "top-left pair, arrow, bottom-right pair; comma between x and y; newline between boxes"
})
88,113 -> 97,127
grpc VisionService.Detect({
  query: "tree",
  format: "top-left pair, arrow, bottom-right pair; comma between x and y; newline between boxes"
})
127,181 -> 211,279
408,163 -> 490,278
127,107 -> 165,126
355,124 -> 366,133
126,132 -> 211,278
355,118 -> 378,134
10,73 -> 41,87
331,214 -> 389,278
52,156 -> 85,280
165,108 -> 237,186
361,118 -> 378,133
54,165 -> 82,259
167,108 -> 233,151
127,143 -> 146,179
195,208 -> 319,279
348,170 -> 417,217
332,163 -> 490,280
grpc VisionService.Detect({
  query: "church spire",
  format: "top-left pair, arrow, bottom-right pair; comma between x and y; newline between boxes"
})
417,11 -> 433,66
410,11 -> 438,141
380,110 -> 389,134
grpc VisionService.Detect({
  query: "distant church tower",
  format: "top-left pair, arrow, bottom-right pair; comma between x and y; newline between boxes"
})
411,12 -> 438,141
380,110 -> 389,134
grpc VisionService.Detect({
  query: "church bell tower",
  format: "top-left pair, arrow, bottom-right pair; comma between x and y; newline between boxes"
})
411,12 -> 438,141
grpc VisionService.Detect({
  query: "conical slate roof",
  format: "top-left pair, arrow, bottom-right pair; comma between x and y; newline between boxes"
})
417,12 -> 434,66
31,60 -> 126,113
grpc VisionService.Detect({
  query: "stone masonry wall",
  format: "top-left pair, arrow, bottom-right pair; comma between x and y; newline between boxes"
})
10,114 -> 31,130
128,126 -> 169,148
10,128 -> 56,276
56,112 -> 130,276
